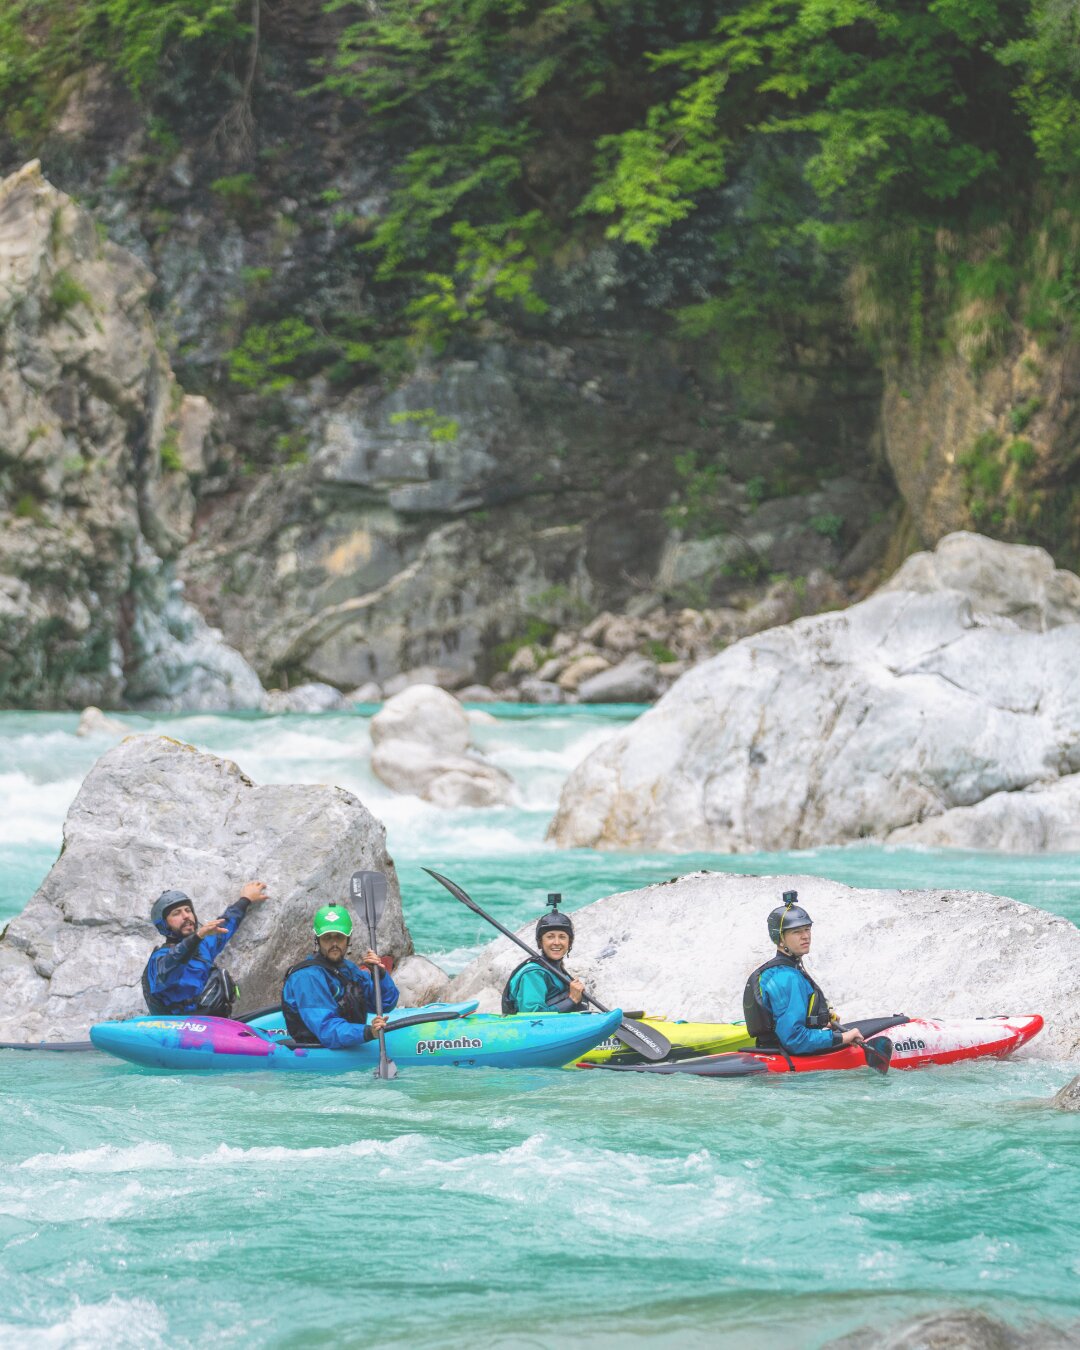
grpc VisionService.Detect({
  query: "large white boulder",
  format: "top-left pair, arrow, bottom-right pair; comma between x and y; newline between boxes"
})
371,684 -> 514,807
0,735 -> 412,1040
549,534 -> 1080,852
448,872 -> 1080,1060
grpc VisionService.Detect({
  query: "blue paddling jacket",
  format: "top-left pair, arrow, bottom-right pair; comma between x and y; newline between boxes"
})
281,956 -> 399,1049
142,899 -> 250,1015
501,959 -> 584,1015
743,953 -> 841,1055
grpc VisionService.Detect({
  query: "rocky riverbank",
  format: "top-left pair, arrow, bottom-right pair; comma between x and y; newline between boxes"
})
549,532 -> 1080,851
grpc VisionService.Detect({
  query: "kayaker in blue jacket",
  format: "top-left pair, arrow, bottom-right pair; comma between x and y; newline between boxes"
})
502,896 -> 585,1014
142,881 -> 268,1017
742,892 -> 865,1055
281,904 -> 398,1049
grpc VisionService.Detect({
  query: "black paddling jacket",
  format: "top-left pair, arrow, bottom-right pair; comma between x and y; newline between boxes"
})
742,953 -> 841,1055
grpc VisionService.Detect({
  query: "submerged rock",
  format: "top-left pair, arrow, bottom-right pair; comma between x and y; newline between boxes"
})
827,1308 -> 1080,1348
1051,1075 -> 1080,1111
371,685 -> 514,807
549,534 -> 1080,852
448,871 -> 1079,1060
263,682 -> 352,713
0,735 -> 411,1040
75,706 -> 128,737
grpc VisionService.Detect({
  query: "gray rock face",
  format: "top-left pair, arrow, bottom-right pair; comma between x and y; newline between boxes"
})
0,161 -> 261,710
578,657 -> 660,703
881,531 -> 1080,630
448,871 -> 1079,1061
549,534 -> 1080,851
370,685 -> 515,807
0,735 -> 412,1039
391,954 -> 451,1007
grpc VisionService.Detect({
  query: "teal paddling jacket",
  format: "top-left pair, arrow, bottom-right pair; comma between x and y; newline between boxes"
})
752,960 -> 841,1055
502,959 -> 583,1014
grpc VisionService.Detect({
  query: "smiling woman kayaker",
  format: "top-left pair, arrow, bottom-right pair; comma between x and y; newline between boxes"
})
281,904 -> 399,1048
743,891 -> 865,1056
501,896 -> 586,1013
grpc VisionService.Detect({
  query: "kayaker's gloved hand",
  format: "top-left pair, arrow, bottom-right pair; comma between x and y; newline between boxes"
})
840,1028 -> 865,1046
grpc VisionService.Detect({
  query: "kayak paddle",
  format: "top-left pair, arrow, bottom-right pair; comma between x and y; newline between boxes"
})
860,1034 -> 893,1075
423,867 -> 671,1063
352,869 -> 397,1080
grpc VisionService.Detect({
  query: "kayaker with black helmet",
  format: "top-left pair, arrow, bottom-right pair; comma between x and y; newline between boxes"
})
742,891 -> 865,1055
501,895 -> 586,1013
281,904 -> 398,1048
142,881 -> 268,1017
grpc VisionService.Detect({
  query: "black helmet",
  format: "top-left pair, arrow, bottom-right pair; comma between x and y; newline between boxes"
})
152,889 -> 195,935
767,890 -> 812,946
535,893 -> 574,949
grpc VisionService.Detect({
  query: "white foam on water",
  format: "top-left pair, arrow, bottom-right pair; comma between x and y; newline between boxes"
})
0,1296 -> 168,1350
419,1132 -> 759,1237
0,772 -> 82,845
16,1134 -> 421,1175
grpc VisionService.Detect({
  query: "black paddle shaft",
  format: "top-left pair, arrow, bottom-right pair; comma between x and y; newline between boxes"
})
352,870 -> 396,1079
423,867 -> 671,1062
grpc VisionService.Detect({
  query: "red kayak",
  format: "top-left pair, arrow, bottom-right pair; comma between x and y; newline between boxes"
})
578,1014 -> 1044,1078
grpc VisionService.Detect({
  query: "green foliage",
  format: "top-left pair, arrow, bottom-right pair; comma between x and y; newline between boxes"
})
159,431 -> 184,472
46,269 -> 93,320
809,513 -> 844,541
664,450 -> 728,536
644,639 -> 677,665
227,318 -> 330,392
388,409 -> 460,442
210,173 -> 261,217
1010,397 -> 1042,432
1007,437 -> 1038,469
960,431 -> 1006,518
0,1 -> 245,139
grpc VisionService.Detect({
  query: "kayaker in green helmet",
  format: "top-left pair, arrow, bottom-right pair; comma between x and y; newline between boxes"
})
281,904 -> 398,1048
742,891 -> 865,1056
501,895 -> 585,1014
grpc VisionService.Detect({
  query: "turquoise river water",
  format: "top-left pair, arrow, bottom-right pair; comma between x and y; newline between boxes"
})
1,706 -> 1078,1348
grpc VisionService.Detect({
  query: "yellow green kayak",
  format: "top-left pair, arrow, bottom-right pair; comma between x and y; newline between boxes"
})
573,1015 -> 753,1066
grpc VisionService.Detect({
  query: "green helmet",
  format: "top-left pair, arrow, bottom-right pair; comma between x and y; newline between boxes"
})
313,905 -> 353,938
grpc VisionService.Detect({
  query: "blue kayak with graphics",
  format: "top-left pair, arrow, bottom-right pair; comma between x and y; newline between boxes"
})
89,1001 -> 624,1073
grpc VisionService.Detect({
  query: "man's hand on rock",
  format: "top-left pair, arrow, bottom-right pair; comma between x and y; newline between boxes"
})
197,917 -> 229,939
241,880 -> 269,903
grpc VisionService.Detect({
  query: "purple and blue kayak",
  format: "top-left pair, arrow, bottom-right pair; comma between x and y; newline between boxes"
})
89,1001 -> 624,1073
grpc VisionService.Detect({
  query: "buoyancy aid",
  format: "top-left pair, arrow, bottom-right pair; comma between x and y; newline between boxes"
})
501,957 -> 581,1015
282,955 -> 369,1045
141,945 -> 237,1017
742,952 -> 834,1049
